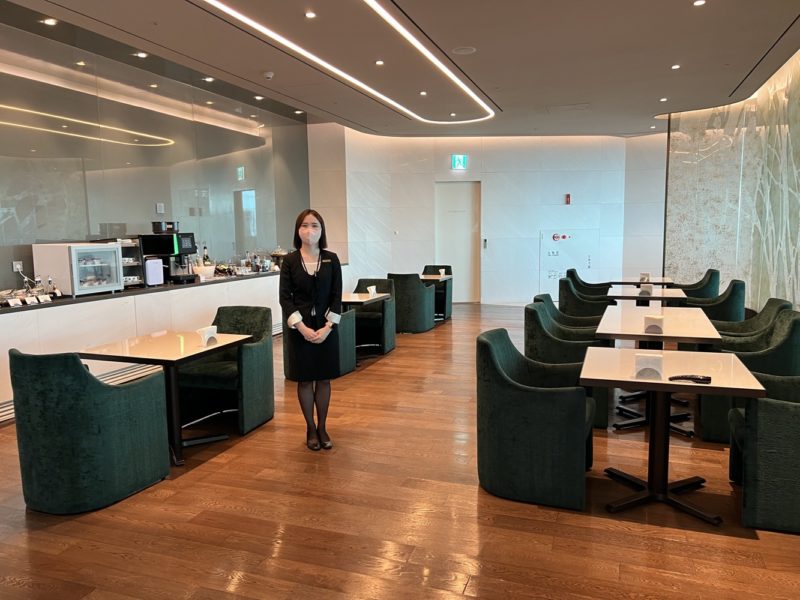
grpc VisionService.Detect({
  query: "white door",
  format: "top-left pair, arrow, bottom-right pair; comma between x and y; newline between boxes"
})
434,182 -> 481,302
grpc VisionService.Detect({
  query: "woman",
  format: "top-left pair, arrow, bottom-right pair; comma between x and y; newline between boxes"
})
279,209 -> 342,451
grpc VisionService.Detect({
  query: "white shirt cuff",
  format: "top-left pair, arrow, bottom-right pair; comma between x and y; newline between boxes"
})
325,309 -> 341,325
287,311 -> 303,328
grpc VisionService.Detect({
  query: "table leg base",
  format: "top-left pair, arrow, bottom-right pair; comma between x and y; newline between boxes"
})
170,446 -> 185,467
604,469 -> 719,524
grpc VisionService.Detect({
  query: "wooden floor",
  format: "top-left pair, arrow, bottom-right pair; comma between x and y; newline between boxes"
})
1,304 -> 798,599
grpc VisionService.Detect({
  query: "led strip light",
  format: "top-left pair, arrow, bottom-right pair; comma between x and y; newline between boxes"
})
0,104 -> 175,146
200,0 -> 495,124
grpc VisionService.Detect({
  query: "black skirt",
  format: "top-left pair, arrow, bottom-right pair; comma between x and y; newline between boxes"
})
284,326 -> 340,382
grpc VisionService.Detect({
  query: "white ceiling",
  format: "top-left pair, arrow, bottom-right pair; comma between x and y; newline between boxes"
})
10,0 -> 800,136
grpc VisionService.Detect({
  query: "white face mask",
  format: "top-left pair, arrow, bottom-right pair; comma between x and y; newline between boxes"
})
299,217 -> 322,245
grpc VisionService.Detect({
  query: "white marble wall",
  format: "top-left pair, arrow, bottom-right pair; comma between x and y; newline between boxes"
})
311,127 -> 666,304
307,123 -> 349,263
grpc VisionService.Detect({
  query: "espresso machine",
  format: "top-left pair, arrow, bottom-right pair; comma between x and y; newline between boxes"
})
140,231 -> 197,284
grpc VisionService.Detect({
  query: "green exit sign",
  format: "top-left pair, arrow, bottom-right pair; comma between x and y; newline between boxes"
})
451,154 -> 468,170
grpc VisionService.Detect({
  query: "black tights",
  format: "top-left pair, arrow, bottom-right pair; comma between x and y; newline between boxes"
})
297,380 -> 331,441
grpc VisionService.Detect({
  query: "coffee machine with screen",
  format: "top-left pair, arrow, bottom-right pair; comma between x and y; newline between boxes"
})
140,232 -> 197,284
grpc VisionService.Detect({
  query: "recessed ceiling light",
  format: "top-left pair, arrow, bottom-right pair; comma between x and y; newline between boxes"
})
40,18 -> 58,26
659,97 -> 668,102
61,124 -> 68,129
254,95 -> 264,100
133,138 -> 140,142
30,148 -> 37,152
375,60 -> 384,66
75,60 -> 86,67
126,162 -> 132,165
249,114 -> 257,118
671,64 -> 681,70
450,112 -> 456,117
133,52 -> 148,59
650,125 -> 656,129
202,76 -> 215,82
305,10 -> 316,18
198,0 -> 494,125
205,100 -> 214,105
149,83 -> 158,88
294,110 -> 304,114
693,0 -> 706,5
419,91 -> 427,96
451,46 -> 476,55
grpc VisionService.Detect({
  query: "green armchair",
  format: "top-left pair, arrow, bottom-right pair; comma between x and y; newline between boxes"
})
728,373 -> 800,532
667,268 -> 720,299
178,306 -> 274,436
352,278 -> 396,354
524,302 -> 609,428
387,273 -> 436,333
566,268 -> 612,295
684,279 -> 746,321
476,328 -> 594,511
9,348 -> 169,514
558,278 -> 613,317
698,310 -> 800,442
422,264 -> 453,320
533,293 -> 602,328
711,297 -> 791,337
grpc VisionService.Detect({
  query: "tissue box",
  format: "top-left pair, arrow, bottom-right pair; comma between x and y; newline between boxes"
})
634,353 -> 663,379
644,314 -> 664,334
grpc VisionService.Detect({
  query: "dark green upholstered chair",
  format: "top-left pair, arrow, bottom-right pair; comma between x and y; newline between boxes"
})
387,273 -> 435,333
524,302 -> 609,428
711,297 -> 791,337
728,373 -> 800,532
667,268 -> 720,299
558,278 -> 613,318
422,264 -> 453,320
533,293 -> 602,328
178,306 -> 274,435
9,348 -> 169,514
684,279 -> 746,321
476,328 -> 594,511
566,268 -> 612,295
698,310 -> 800,442
281,308 -> 356,379
352,278 -> 396,354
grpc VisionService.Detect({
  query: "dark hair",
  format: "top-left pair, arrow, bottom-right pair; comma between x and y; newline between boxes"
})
293,209 -> 328,249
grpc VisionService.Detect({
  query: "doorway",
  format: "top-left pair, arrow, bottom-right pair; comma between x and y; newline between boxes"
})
434,181 -> 481,302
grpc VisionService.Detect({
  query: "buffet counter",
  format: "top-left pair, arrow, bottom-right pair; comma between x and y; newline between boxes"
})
1,271 -> 293,421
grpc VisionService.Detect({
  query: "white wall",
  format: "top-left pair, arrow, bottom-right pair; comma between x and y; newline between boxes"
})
623,134 -> 668,275
309,125 -> 667,304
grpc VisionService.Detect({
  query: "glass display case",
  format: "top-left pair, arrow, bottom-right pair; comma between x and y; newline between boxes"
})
32,243 -> 123,296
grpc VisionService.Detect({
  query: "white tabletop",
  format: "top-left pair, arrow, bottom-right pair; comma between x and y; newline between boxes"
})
596,306 -> 721,344
341,292 -> 391,305
79,330 -> 251,363
579,347 -> 765,397
420,274 -> 453,282
606,285 -> 686,300
607,276 -> 673,285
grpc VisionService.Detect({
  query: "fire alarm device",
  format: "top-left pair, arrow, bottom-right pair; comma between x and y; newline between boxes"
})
565,193 -> 571,205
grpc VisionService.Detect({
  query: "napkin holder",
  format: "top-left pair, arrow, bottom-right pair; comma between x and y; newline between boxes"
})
634,353 -> 663,379
639,272 -> 651,283
644,314 -> 664,334
196,325 -> 217,347
638,283 -> 653,297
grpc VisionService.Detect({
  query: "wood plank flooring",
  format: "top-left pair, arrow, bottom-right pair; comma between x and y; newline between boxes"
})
0,304 -> 798,599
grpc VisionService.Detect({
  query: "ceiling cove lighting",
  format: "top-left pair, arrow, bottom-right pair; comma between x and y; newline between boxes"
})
0,104 -> 175,146
199,0 -> 494,124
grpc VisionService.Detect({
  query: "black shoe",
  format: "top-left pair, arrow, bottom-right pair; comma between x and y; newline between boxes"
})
306,431 -> 321,451
318,431 -> 333,450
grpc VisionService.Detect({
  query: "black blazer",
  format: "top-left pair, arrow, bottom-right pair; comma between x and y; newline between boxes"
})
279,249 -> 342,328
